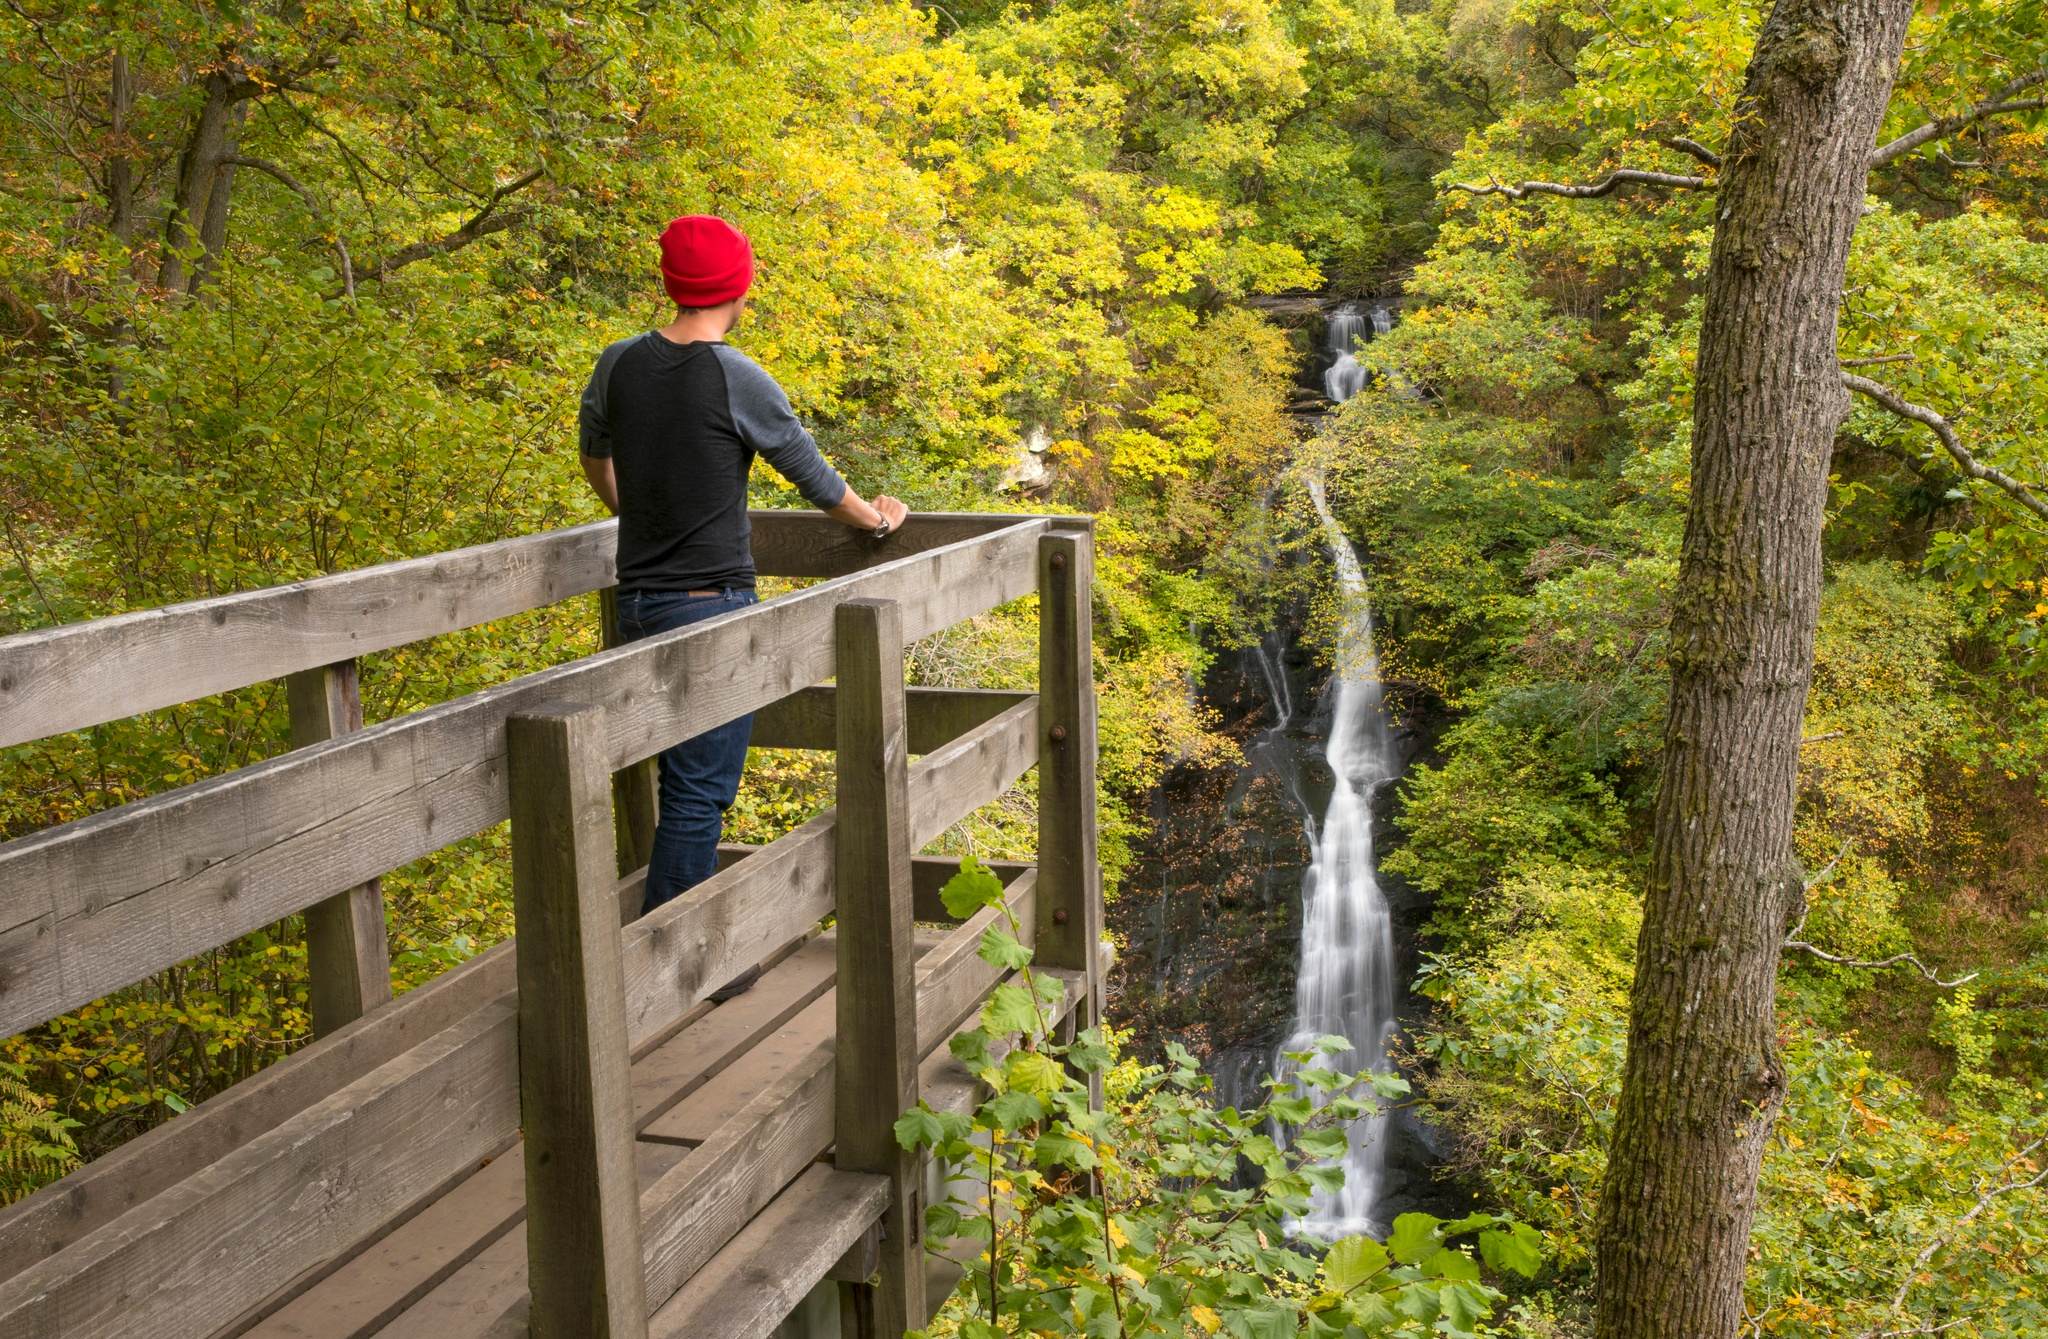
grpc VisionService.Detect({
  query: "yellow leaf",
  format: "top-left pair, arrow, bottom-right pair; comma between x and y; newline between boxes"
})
1191,1305 -> 1222,1334
1108,1219 -> 1129,1250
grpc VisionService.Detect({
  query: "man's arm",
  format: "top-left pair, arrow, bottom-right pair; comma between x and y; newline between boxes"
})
579,338 -> 630,516
719,346 -> 911,535
582,454 -> 619,515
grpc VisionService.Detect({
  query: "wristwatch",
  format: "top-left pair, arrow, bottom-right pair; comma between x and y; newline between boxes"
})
871,517 -> 893,541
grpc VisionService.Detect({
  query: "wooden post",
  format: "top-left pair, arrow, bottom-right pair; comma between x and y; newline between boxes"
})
1036,533 -> 1103,1017
600,587 -> 661,886
507,703 -> 648,1339
285,659 -> 393,1036
831,599 -> 925,1338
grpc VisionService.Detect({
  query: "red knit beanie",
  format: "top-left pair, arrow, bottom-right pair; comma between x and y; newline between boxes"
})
657,215 -> 754,308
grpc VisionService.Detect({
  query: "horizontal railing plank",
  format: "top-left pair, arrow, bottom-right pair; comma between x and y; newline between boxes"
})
618,697 -> 1039,1049
0,935 -> 516,1281
0,513 -> 1066,750
477,873 -> 1045,1335
0,520 -> 1048,1039
0,689 -> 1044,1337
644,1165 -> 889,1339
749,685 -> 1032,753
713,845 -> 1032,923
0,998 -> 521,1339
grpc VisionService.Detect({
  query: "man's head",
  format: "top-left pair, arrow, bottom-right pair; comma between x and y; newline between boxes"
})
658,215 -> 753,334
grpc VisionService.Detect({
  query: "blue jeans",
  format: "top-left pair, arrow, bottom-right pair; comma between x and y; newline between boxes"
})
616,588 -> 759,915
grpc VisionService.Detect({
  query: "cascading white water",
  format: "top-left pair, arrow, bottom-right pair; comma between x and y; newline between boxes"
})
1278,304 -> 1401,1239
1322,305 -> 1370,402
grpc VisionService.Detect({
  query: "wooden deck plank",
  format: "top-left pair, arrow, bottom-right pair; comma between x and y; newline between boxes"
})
0,938 -> 513,1281
643,1166 -> 889,1339
242,939 -> 836,1339
367,1142 -> 688,1339
0,999 -> 521,1339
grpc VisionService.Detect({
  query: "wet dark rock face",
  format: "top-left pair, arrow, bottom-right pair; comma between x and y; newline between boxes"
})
1106,637 -> 1313,1099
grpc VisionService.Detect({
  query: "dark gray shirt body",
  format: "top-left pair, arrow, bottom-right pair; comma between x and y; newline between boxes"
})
580,335 -> 847,593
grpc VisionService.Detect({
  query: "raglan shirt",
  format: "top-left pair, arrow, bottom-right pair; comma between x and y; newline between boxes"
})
579,335 -> 848,593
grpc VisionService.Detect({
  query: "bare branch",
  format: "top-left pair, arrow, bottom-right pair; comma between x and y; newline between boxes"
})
219,154 -> 353,296
1869,69 -> 2048,169
1839,353 -> 1915,368
354,167 -> 543,283
1448,167 -> 1710,200
1842,373 -> 2048,524
1865,1136 -> 2048,1337
1783,936 -> 1979,988
1660,135 -> 1722,168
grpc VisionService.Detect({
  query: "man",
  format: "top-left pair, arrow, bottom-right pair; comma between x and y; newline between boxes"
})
580,214 -> 910,969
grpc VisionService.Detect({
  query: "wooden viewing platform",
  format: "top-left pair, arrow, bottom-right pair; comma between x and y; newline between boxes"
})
0,510 -> 1105,1338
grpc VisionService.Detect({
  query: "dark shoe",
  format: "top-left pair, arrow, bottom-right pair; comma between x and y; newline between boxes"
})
708,965 -> 761,1004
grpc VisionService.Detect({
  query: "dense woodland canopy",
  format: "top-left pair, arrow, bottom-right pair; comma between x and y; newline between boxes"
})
2,1 -> 2046,1336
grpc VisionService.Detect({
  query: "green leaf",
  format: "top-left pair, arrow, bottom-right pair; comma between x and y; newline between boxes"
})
1003,1049 -> 1066,1097
1388,1212 -> 1442,1264
1324,1234 -> 1389,1291
893,1106 -> 943,1150
940,857 -> 1005,918
1065,1027 -> 1114,1074
977,923 -> 1034,970
1032,1129 -> 1099,1170
949,1028 -> 993,1071
981,983 -> 1039,1035
1477,1223 -> 1543,1278
985,1089 -> 1045,1130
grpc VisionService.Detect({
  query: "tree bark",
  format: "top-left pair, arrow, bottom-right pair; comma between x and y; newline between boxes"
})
158,74 -> 239,294
1592,4 -> 1913,1337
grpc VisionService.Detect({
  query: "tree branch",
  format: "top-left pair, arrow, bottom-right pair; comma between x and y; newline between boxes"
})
1866,1136 -> 2048,1336
1660,135 -> 1722,168
354,167 -> 542,283
1869,69 -> 2048,169
1783,935 -> 1979,989
1448,167 -> 1710,199
219,154 -> 354,296
1842,373 -> 2048,524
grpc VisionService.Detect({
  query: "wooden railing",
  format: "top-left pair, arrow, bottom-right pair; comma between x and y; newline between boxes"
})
0,510 -> 1102,1339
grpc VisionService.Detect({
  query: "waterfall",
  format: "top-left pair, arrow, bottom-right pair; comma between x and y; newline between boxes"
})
1279,303 -> 1401,1239
1322,305 -> 1370,402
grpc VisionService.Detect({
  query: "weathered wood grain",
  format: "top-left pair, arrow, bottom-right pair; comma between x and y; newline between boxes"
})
615,694 -> 1039,1051
242,940 -> 831,1339
1035,533 -> 1103,1009
831,599 -> 925,1339
0,514 -> 1050,749
506,705 -> 646,1339
0,998 -> 521,1339
286,659 -> 394,1037
643,1165 -> 889,1339
0,520 -> 1048,1039
749,685 -> 1032,753
0,522 -> 617,750
599,588 -> 661,880
0,935 -> 514,1280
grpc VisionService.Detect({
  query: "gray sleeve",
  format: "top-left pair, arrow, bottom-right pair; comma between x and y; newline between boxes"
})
579,337 -> 635,458
715,346 -> 848,510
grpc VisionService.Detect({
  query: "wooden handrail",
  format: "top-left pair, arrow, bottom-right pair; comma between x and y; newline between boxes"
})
0,511 -> 1077,749
0,687 -> 1048,1336
0,518 -> 1049,1039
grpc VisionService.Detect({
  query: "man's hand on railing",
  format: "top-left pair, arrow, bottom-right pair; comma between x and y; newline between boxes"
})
826,487 -> 911,539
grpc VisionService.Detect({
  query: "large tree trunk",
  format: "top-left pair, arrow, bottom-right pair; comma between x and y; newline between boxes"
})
1592,3 -> 1913,1337
158,74 -> 239,294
